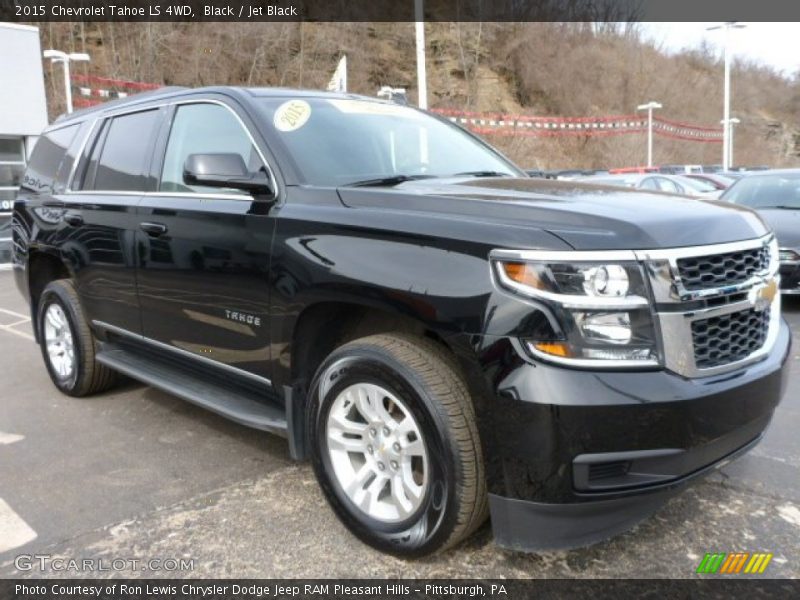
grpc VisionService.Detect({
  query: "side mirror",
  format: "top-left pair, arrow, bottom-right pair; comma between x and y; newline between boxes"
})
183,153 -> 272,196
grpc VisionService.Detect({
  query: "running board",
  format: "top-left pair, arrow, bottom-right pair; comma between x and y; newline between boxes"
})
96,345 -> 288,437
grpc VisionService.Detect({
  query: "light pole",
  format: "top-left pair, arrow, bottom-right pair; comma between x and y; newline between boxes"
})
414,0 -> 427,109
727,117 -> 740,169
637,101 -> 662,168
707,22 -> 746,171
43,49 -> 91,114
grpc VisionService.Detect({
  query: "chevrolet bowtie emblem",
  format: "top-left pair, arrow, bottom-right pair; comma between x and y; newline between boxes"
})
750,279 -> 778,312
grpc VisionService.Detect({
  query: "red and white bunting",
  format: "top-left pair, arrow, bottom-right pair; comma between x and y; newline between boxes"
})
432,109 -> 723,142
71,74 -> 161,108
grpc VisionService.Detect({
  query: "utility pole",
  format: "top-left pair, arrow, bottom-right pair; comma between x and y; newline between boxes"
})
707,22 -> 746,171
636,101 -> 663,168
414,0 -> 427,109
43,49 -> 90,114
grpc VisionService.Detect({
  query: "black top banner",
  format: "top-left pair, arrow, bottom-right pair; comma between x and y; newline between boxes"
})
3,0 -> 800,22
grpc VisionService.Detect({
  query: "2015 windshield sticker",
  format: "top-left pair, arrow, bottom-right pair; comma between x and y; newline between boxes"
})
274,100 -> 311,132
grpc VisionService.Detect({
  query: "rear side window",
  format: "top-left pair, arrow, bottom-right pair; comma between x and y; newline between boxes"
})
88,109 -> 160,192
21,125 -> 79,193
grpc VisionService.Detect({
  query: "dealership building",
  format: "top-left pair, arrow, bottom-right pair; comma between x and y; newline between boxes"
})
0,23 -> 48,264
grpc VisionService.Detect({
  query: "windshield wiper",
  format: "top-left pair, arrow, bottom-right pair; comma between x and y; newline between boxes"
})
451,170 -> 513,178
345,174 -> 435,187
757,205 -> 800,210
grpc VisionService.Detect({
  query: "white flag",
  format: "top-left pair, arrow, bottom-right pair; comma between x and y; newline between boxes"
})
326,55 -> 347,93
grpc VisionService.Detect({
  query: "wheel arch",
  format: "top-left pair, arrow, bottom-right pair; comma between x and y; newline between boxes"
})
27,250 -> 73,343
283,300 -> 491,462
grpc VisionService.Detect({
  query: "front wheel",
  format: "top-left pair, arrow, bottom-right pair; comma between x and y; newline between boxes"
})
308,333 -> 488,557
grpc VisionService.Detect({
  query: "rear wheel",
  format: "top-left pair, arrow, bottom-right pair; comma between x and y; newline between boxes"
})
308,332 -> 488,557
37,279 -> 116,396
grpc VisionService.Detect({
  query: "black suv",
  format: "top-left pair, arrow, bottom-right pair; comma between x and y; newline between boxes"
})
12,87 -> 790,556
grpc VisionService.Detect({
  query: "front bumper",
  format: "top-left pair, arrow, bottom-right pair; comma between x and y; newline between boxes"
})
478,319 -> 791,551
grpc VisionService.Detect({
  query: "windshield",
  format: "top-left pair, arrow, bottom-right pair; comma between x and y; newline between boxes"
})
258,97 -> 522,186
724,173 -> 800,209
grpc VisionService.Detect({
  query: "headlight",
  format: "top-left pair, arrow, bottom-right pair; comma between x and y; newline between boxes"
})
496,259 -> 648,307
574,311 -> 632,344
584,265 -> 629,297
493,252 -> 660,367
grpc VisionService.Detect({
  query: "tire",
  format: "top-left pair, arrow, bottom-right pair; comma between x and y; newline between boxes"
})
308,332 -> 488,557
36,279 -> 116,397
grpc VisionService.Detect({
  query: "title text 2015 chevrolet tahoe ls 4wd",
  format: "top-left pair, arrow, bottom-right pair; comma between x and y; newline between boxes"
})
13,87 -> 790,556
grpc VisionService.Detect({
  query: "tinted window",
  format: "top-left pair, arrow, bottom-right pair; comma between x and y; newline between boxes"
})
725,173 -> 800,209
160,103 -> 262,195
92,110 -> 160,192
79,119 -> 108,191
21,125 -> 79,193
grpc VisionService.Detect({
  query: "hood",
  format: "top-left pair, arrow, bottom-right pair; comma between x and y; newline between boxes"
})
338,177 -> 769,250
755,208 -> 800,249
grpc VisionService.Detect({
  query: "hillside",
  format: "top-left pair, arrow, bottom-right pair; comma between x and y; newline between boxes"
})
37,22 -> 800,169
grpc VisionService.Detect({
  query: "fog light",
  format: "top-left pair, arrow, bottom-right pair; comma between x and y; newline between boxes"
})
584,265 -> 629,297
575,312 -> 632,344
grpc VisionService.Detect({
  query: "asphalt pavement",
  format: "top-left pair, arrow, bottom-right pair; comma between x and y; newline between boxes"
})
0,270 -> 798,578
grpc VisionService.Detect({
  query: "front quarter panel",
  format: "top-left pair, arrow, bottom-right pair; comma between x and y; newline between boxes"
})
268,186 -> 569,389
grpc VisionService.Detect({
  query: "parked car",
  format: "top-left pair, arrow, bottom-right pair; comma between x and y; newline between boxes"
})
579,173 -> 721,197
656,164 -> 702,175
549,169 -> 588,180
13,87 -> 788,556
608,166 -> 658,174
686,173 -> 738,191
732,165 -> 771,172
722,169 -> 800,294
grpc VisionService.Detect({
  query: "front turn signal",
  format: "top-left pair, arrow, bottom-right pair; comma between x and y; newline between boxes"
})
531,341 -> 572,358
501,262 -> 545,290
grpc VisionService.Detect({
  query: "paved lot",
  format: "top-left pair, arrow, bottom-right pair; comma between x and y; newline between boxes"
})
0,269 -> 798,579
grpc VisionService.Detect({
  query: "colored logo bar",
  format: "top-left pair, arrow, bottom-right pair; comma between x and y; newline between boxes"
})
696,552 -> 773,574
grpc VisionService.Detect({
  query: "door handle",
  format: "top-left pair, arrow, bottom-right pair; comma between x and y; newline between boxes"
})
64,213 -> 84,227
140,222 -> 168,237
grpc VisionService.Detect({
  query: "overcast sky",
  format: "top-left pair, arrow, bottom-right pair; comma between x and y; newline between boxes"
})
640,22 -> 799,77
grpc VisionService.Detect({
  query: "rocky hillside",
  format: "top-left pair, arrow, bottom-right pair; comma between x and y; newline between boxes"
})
37,22 -> 800,169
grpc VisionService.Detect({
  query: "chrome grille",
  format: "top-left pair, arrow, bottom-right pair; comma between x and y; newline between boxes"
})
691,308 -> 771,370
636,235 -> 780,378
676,246 -> 770,291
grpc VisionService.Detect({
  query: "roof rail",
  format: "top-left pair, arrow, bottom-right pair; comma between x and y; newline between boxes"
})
54,86 -> 187,123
